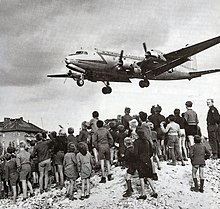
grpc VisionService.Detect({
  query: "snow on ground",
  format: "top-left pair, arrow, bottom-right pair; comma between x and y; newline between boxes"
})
0,159 -> 219,209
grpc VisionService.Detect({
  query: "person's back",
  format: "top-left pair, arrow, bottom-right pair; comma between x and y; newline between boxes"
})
184,109 -> 198,125
190,143 -> 211,165
122,107 -> 132,130
93,127 -> 113,147
54,135 -> 67,154
34,140 -> 52,163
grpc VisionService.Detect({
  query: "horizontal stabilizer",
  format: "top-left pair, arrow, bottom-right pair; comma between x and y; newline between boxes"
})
189,69 -> 220,77
47,74 -> 69,78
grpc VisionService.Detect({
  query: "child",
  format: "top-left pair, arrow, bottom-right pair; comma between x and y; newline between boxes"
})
189,135 -> 211,193
118,125 -> 127,168
134,128 -> 158,200
122,137 -> 136,197
16,141 -> 34,200
147,121 -> 161,170
63,143 -> 78,200
160,115 -> 185,166
4,153 -> 18,203
77,142 -> 93,200
92,120 -> 113,183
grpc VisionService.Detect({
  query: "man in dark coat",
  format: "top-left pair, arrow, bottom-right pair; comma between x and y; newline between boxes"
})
206,99 -> 220,159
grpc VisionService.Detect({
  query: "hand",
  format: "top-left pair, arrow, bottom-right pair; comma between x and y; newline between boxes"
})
6,181 -> 9,187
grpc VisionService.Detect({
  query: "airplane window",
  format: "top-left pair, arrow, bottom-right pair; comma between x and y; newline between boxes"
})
75,51 -> 88,55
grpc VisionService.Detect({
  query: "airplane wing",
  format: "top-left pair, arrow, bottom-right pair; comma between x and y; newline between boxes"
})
47,71 -> 81,79
189,69 -> 220,78
139,36 -> 220,77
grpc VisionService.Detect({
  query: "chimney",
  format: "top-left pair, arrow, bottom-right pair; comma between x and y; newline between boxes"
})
4,118 -> 10,128
20,117 -> 23,121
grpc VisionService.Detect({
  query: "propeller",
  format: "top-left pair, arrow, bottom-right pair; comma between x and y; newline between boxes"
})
143,42 -> 152,59
143,42 -> 147,54
112,50 -> 124,70
118,50 -> 124,66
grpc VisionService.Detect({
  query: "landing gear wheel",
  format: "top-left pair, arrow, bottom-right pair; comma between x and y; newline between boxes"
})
102,86 -> 112,94
139,80 -> 150,88
76,79 -> 84,87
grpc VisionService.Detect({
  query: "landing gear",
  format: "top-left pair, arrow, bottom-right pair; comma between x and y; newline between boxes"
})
102,81 -> 112,94
76,79 -> 84,87
102,86 -> 112,94
139,79 -> 150,88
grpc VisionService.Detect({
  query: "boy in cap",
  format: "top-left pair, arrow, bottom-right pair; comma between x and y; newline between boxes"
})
189,135 -> 211,192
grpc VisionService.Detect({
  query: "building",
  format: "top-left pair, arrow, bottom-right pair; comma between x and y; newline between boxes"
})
0,117 -> 44,149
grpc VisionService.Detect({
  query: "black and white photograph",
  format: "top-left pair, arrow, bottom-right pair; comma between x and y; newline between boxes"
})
0,0 -> 220,208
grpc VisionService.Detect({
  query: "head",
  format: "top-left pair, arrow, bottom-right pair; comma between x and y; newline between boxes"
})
124,137 -> 133,147
92,111 -> 99,118
77,142 -> 88,156
124,107 -> 131,114
139,111 -> 147,122
48,131 -> 57,140
81,121 -> 89,129
174,108 -> 180,116
68,127 -> 74,135
117,124 -> 125,132
136,127 -> 145,139
207,99 -> 214,108
146,121 -> 154,130
68,142 -> 76,153
185,101 -> 193,108
129,119 -> 138,131
30,140 -> 36,146
42,131 -> 47,139
36,133 -> 43,141
117,114 -> 122,122
59,128 -> 66,136
109,120 -> 117,130
194,135 -> 202,144
96,120 -> 104,128
154,105 -> 162,114
168,114 -> 175,122
4,153 -> 11,161
19,141 -> 26,149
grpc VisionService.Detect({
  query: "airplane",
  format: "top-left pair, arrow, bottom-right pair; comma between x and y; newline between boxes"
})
47,36 -> 220,94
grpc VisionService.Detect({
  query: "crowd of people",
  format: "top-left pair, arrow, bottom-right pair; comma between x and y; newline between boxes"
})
0,99 -> 219,203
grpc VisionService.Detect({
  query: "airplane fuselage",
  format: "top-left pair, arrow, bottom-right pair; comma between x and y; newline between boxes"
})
65,49 -> 194,82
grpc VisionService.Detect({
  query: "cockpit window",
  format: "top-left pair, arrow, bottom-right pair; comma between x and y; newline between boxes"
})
68,51 -> 88,56
75,51 -> 88,55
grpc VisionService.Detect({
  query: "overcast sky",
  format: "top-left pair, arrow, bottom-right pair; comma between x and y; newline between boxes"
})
0,0 -> 220,135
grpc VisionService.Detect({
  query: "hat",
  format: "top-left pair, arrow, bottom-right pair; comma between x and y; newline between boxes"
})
185,101 -> 193,107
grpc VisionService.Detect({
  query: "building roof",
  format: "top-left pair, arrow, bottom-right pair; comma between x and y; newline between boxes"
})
0,117 -> 44,133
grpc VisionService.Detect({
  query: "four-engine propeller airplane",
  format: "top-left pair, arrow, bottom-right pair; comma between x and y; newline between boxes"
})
47,36 -> 220,94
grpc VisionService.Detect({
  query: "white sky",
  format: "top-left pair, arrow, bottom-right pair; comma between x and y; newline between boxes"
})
0,0 -> 220,136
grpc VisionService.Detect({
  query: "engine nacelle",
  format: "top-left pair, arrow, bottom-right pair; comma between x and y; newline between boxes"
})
150,49 -> 166,61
